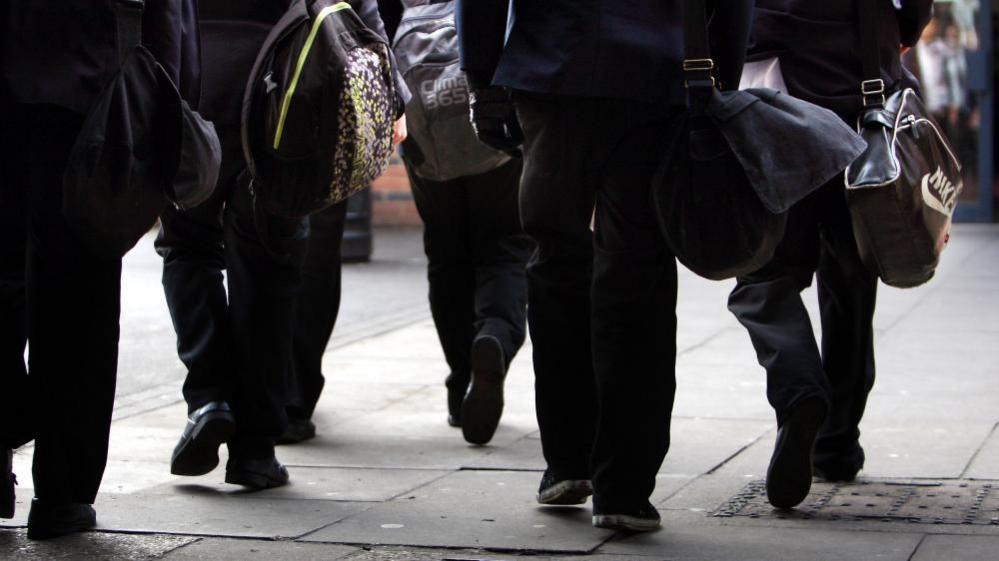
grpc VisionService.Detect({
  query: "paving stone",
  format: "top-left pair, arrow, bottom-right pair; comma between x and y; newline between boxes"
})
859,421 -> 995,479
966,427 -> 999,479
311,380 -> 431,415
91,493 -> 369,539
161,538 -> 358,560
601,511 -> 924,560
660,473 -> 762,512
339,548 -> 667,561
890,289 -> 999,333
0,528 -> 195,561
673,371 -> 774,422
910,535 -> 999,561
330,320 -> 452,361
301,470 -> 613,552
661,418 -> 771,476
145,466 -> 449,503
340,547 -> 516,561
650,474 -> 696,505
458,418 -> 763,479
273,431 -> 495,470
875,329 -> 998,379
463,435 -> 546,471
334,392 -> 536,444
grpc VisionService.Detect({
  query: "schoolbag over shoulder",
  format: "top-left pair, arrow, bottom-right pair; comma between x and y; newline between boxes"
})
393,0 -> 509,181
242,0 -> 398,218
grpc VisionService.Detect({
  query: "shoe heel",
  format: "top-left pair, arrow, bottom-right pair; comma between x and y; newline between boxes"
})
171,412 -> 236,476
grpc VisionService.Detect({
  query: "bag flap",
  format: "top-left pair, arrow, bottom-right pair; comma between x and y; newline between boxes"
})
845,89 -> 905,188
168,101 -> 222,210
709,88 -> 867,214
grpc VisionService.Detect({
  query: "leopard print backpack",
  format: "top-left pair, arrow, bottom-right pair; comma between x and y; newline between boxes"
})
242,0 -> 398,218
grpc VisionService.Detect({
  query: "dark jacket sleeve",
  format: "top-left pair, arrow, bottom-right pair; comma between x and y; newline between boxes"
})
352,0 -> 411,110
708,0 -> 753,91
377,0 -> 403,41
455,0 -> 510,88
897,0 -> 934,47
143,0 -> 201,105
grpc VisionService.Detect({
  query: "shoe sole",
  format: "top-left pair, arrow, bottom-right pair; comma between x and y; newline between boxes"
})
766,398 -> 827,509
592,513 -> 661,532
224,470 -> 289,490
170,412 -> 235,476
26,510 -> 97,540
537,480 -> 593,505
461,337 -> 505,445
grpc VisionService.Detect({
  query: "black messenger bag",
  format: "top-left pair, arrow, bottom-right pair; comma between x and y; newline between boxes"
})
653,0 -> 867,280
63,0 -> 220,259
845,0 -> 962,288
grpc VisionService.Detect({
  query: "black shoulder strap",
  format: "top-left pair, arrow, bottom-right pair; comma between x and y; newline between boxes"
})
114,0 -> 145,65
857,0 -> 886,108
682,0 -> 716,113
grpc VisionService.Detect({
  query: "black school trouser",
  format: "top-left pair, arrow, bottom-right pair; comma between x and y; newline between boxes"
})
515,94 -> 681,512
727,180 -> 876,473
285,200 -> 348,421
156,124 -> 315,457
0,105 -> 121,505
406,159 -> 530,389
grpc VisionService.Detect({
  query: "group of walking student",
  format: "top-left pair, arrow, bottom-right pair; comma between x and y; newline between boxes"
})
0,0 -> 934,541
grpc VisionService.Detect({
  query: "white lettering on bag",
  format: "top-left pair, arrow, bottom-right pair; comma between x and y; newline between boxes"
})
921,167 -> 961,217
421,74 -> 469,110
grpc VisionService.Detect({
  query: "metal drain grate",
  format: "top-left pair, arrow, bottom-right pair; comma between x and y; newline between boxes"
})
713,479 -> 999,525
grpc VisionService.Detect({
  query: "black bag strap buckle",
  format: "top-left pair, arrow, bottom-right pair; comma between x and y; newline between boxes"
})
683,58 -> 716,89
861,79 -> 886,108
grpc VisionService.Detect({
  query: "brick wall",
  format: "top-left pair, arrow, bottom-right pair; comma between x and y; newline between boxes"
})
372,155 -> 422,227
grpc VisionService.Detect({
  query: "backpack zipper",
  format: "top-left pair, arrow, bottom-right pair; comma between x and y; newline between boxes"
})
273,1 -> 353,150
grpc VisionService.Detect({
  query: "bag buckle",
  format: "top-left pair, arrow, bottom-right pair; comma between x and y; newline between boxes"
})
683,58 -> 716,88
861,79 -> 886,107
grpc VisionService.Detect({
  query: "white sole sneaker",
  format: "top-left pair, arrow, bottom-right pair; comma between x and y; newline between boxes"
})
536,479 -> 593,505
592,512 -> 661,532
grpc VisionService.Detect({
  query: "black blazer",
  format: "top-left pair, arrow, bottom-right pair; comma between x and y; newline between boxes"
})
1,0 -> 200,115
748,0 -> 934,118
456,0 -> 753,104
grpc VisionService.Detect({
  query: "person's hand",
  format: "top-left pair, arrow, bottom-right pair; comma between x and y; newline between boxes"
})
393,116 -> 408,145
469,86 -> 523,155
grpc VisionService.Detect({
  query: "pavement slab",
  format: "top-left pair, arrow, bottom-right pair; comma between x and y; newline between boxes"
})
90,493 -> 369,539
272,432 -> 497,471
0,529 -> 196,561
910,534 -> 999,561
659,418 -> 771,477
858,421 -> 996,479
146,466 -> 450,503
965,424 -> 999,479
601,511 -> 924,560
160,537 -> 359,560
301,470 -> 613,553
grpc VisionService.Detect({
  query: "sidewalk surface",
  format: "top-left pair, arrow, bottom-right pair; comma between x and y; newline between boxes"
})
2,225 -> 998,561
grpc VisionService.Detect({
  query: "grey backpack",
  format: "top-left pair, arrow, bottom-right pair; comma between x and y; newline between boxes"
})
392,0 -> 509,181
